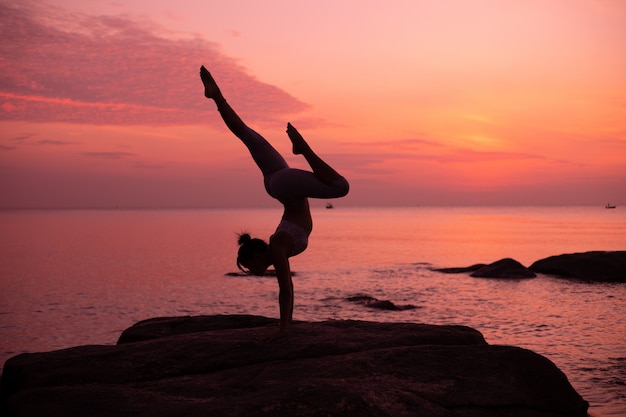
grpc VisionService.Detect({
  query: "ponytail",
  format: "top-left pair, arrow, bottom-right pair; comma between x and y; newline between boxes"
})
238,233 -> 253,246
236,232 -> 268,272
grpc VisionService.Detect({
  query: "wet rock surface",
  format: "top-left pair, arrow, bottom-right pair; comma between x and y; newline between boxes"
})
530,251 -> 626,282
434,251 -> 626,282
346,295 -> 418,311
470,258 -> 536,278
434,258 -> 535,278
1,314 -> 588,417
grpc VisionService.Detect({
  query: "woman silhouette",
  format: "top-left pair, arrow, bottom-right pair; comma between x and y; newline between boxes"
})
200,66 -> 349,340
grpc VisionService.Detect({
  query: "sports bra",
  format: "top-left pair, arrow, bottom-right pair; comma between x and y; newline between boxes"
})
274,219 -> 310,257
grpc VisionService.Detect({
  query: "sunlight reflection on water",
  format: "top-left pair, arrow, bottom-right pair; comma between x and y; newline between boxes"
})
1,207 -> 625,415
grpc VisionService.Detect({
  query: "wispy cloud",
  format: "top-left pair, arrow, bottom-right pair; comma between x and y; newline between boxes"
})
133,162 -> 165,170
226,29 -> 242,39
337,138 -> 546,165
3,131 -> 79,147
82,151 -> 135,159
37,139 -> 79,146
0,1 -> 308,126
343,138 -> 444,149
9,133 -> 35,142
436,149 -> 546,164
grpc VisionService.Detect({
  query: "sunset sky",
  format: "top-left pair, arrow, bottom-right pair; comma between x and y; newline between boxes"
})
1,0 -> 625,208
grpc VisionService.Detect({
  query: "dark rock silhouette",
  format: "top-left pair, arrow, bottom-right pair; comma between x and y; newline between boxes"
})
434,264 -> 486,274
530,251 -> 626,282
118,314 -> 278,344
225,270 -> 297,277
346,295 -> 417,310
470,258 -> 536,278
434,258 -> 536,278
1,315 -> 588,417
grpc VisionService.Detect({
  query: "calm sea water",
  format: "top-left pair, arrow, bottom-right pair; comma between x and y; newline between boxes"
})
1,206 -> 625,416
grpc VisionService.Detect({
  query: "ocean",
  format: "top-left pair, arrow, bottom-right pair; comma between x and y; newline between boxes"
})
1,206 -> 625,416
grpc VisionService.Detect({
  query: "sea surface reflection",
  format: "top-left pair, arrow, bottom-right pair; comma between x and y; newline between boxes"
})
1,207 -> 625,415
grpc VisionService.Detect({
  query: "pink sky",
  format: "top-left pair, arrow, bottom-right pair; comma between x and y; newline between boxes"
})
1,0 -> 625,208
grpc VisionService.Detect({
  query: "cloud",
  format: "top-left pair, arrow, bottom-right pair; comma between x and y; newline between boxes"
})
37,139 -> 78,146
344,137 -> 444,149
338,138 -> 545,166
436,149 -> 546,164
9,133 -> 35,142
82,151 -> 135,159
0,1 -> 308,126
133,162 -> 165,170
226,29 -> 242,39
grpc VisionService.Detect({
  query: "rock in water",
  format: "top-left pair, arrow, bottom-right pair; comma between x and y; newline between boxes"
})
1,315 -> 588,417
345,295 -> 417,311
530,251 -> 626,282
433,264 -> 486,274
435,258 -> 535,278
470,258 -> 536,278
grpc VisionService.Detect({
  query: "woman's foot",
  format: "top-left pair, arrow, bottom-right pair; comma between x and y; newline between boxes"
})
286,123 -> 309,155
200,66 -> 222,100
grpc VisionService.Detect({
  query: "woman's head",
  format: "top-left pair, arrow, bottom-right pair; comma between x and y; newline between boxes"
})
237,233 -> 269,275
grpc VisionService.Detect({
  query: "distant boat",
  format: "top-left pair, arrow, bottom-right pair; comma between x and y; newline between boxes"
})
605,203 -> 616,209
326,203 -> 334,209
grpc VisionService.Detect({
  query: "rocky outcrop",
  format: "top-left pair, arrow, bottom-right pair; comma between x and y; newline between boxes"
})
1,314 -> 588,417
470,258 -> 536,278
434,258 -> 536,278
346,295 -> 417,311
530,251 -> 626,282
117,314 -> 278,344
432,264 -> 486,274
435,252 -> 626,282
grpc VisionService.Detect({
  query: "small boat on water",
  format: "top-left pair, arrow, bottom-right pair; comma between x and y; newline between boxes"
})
326,203 -> 334,209
605,203 -> 616,209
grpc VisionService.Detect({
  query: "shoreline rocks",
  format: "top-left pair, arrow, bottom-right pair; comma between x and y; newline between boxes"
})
434,258 -> 536,279
1,314 -> 588,417
346,295 -> 418,311
434,251 -> 626,282
470,258 -> 536,278
530,251 -> 626,282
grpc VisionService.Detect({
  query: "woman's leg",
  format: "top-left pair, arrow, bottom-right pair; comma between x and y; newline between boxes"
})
266,124 -> 349,202
266,168 -> 349,202
200,66 -> 288,177
287,123 -> 345,185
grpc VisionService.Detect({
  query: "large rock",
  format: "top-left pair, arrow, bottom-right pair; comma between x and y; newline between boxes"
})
345,295 -> 417,311
433,264 -> 486,274
434,258 -> 536,278
1,315 -> 588,417
117,314 -> 279,344
530,251 -> 626,282
470,258 -> 536,278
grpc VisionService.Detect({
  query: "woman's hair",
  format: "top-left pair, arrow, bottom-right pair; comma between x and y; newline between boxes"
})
236,232 -> 268,272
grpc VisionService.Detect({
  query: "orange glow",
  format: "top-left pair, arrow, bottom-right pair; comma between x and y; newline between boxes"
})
1,0 -> 625,207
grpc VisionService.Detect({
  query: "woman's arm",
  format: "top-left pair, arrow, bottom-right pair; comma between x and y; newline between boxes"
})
267,234 -> 294,341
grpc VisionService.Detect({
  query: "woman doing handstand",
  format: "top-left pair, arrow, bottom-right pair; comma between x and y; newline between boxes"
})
200,66 -> 349,340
